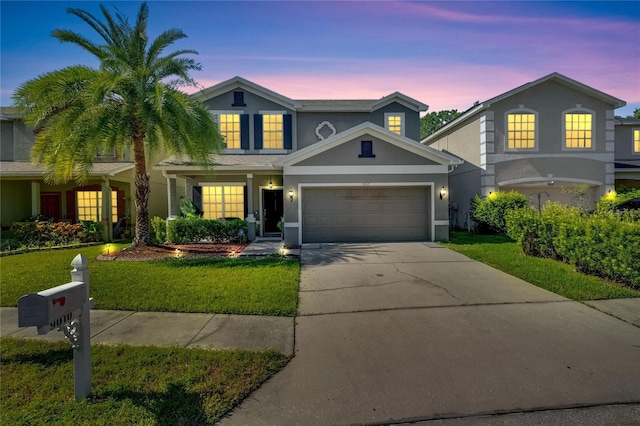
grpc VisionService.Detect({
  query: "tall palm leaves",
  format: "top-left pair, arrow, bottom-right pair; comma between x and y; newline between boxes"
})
13,3 -> 223,247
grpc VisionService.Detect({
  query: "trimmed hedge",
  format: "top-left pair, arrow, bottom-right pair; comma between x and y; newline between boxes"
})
506,203 -> 640,288
166,217 -> 248,244
471,191 -> 529,234
151,216 -> 167,244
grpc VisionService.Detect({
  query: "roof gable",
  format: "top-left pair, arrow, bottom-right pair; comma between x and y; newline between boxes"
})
422,72 -> 626,144
276,122 -> 462,167
193,76 -> 299,110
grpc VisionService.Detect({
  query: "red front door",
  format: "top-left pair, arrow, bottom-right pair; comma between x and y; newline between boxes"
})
40,193 -> 61,220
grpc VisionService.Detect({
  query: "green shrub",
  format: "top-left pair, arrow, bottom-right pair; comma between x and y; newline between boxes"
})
151,216 -> 167,244
506,203 -> 640,288
9,220 -> 102,248
471,191 -> 529,234
167,217 -> 248,244
596,187 -> 640,211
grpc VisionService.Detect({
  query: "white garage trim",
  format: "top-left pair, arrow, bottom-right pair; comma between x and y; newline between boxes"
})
297,182 -> 436,244
284,165 -> 448,175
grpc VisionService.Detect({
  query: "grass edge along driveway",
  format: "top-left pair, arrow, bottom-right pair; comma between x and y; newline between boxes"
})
0,244 -> 300,316
443,232 -> 640,301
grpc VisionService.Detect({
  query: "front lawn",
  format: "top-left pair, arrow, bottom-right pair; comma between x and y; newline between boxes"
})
0,245 -> 300,316
443,232 -> 640,301
1,337 -> 289,425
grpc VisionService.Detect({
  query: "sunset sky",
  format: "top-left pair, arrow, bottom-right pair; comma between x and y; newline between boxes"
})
1,1 -> 639,116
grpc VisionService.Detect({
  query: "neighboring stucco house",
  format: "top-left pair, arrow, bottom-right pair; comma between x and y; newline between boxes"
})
155,76 -> 462,245
0,107 -> 169,239
421,72 -> 626,229
614,117 -> 640,189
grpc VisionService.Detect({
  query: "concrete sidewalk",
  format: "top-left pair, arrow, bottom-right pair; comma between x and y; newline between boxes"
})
0,308 -> 294,354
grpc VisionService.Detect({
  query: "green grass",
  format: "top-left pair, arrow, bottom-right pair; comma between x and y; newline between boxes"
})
0,244 -> 300,316
443,232 -> 640,301
1,337 -> 289,425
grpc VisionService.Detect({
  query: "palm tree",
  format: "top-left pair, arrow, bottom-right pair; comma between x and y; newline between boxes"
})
13,2 -> 223,247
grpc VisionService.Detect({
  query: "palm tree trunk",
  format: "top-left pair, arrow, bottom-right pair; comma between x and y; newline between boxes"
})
132,130 -> 151,247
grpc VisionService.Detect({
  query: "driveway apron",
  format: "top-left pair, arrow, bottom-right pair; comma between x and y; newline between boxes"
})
222,243 -> 640,426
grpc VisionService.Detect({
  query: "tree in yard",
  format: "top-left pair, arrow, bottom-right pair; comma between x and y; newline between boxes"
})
634,108 -> 640,119
13,2 -> 223,247
420,109 -> 461,139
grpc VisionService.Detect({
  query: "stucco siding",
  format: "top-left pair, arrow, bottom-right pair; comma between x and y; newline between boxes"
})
490,80 -> 613,156
1,121 -> 14,161
615,124 -> 639,161
495,157 -> 606,188
295,136 -> 439,167
0,180 -> 31,227
427,116 -> 482,166
13,121 -> 34,161
447,163 -> 481,230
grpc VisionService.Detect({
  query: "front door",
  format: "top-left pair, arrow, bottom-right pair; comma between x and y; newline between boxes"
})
263,189 -> 283,234
40,193 -> 61,220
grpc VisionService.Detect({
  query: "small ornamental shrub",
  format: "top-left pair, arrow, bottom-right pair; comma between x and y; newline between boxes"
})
506,203 -> 640,288
167,217 -> 248,244
151,216 -> 167,244
471,191 -> 529,234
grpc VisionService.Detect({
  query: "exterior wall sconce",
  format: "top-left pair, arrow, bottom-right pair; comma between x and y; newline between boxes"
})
288,189 -> 294,202
268,178 -> 273,189
439,186 -> 447,200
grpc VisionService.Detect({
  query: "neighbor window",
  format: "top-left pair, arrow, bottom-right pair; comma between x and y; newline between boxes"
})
77,191 -> 117,222
218,113 -> 241,149
263,114 -> 284,149
507,113 -> 536,149
634,129 -> 640,153
202,186 -> 245,220
385,113 -> 404,136
565,113 -> 593,149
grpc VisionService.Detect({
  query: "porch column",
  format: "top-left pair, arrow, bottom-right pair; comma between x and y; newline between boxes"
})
246,174 -> 256,241
246,174 -> 254,214
31,180 -> 41,217
101,177 -> 113,241
163,172 -> 179,218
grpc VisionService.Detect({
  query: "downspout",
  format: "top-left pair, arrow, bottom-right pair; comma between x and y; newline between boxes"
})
162,170 -> 174,219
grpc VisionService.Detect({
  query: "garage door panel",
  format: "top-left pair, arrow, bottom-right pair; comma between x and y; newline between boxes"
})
302,186 -> 429,243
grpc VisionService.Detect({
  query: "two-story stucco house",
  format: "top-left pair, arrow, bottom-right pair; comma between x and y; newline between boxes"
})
155,76 -> 462,245
421,72 -> 626,228
0,107 -> 169,238
614,117 -> 640,189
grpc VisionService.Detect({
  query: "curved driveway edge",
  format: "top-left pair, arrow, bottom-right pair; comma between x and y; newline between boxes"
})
222,242 -> 640,426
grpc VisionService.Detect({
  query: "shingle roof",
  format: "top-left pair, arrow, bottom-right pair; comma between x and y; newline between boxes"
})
0,161 -> 134,176
155,154 -> 285,169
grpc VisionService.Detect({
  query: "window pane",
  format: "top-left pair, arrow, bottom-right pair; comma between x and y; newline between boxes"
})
263,115 -> 283,149
202,186 -> 245,220
218,114 -> 241,149
634,129 -> 640,153
507,113 -> 535,149
387,115 -> 402,135
565,113 -> 592,148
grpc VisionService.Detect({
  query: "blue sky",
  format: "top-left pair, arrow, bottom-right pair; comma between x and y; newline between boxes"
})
1,1 -> 639,116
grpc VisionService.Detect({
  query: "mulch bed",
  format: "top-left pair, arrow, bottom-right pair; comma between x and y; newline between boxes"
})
98,243 -> 248,261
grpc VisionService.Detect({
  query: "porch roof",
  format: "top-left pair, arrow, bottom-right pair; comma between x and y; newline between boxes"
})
0,161 -> 134,177
154,154 -> 286,171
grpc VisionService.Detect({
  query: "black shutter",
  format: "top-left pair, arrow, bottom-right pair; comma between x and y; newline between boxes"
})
283,114 -> 293,150
192,186 -> 203,216
254,114 -> 263,149
240,114 -> 250,149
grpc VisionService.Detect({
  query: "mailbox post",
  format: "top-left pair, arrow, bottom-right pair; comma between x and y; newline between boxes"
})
17,254 -> 93,401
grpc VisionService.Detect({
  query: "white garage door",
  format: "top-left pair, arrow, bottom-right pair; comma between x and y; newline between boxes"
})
302,186 -> 430,243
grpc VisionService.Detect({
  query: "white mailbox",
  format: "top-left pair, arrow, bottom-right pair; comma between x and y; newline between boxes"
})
17,254 -> 93,401
18,281 -> 87,334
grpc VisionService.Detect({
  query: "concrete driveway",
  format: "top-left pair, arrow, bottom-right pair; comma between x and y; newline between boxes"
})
222,243 -> 640,425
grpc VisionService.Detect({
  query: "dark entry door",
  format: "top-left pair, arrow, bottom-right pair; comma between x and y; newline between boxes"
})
40,193 -> 61,220
263,189 -> 283,234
